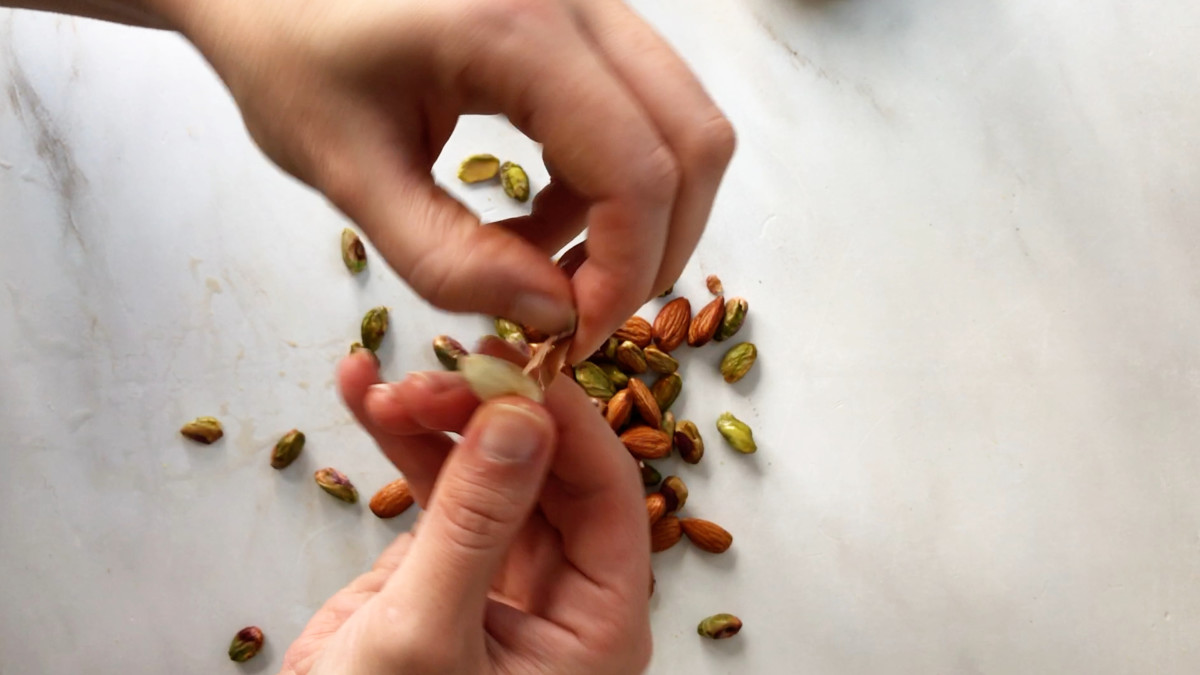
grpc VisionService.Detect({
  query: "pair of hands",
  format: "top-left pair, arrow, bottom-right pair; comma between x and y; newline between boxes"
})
281,339 -> 652,675
157,0 -> 735,360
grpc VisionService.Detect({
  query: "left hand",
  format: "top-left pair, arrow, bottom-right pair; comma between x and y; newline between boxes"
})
280,341 -> 651,675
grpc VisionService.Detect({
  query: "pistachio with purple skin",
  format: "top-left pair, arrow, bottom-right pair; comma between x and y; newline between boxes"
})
228,626 -> 264,662
697,614 -> 742,640
314,467 -> 358,503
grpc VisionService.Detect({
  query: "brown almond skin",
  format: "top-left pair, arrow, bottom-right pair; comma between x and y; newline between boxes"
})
688,295 -> 724,347
651,515 -> 683,552
614,316 -> 653,348
620,425 -> 672,459
626,378 -> 662,428
653,298 -> 691,352
680,517 -> 733,553
646,493 -> 667,525
605,389 -> 633,431
369,478 -> 415,519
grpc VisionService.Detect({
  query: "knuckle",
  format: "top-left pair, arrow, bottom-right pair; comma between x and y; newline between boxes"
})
630,143 -> 681,203
689,111 -> 737,168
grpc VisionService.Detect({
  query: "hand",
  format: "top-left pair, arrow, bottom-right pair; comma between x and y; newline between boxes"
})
281,342 -> 652,674
169,0 -> 735,360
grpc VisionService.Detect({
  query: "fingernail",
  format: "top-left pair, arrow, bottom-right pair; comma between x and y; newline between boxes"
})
366,382 -> 402,407
405,370 -> 460,394
511,293 -> 576,334
477,404 -> 548,464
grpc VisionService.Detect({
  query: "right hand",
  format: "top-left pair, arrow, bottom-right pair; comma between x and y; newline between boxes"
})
169,0 -> 735,359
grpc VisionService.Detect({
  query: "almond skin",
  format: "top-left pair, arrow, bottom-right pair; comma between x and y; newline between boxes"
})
687,295 -> 724,347
369,478 -> 415,519
646,493 -> 667,525
606,389 -> 633,431
626,378 -> 662,428
680,518 -> 733,553
614,316 -> 653,348
619,425 -> 672,459
651,515 -> 683,552
653,298 -> 691,352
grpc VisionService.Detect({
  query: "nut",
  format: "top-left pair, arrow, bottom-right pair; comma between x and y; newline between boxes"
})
652,298 -> 691,352
432,335 -> 467,370
615,340 -> 648,374
661,411 -> 676,439
697,613 -> 742,640
500,161 -> 530,202
614,316 -> 653,348
720,342 -> 757,383
180,416 -> 222,444
680,518 -> 732,553
599,363 -> 629,389
659,475 -> 688,513
646,493 -> 667,525
360,306 -> 389,352
314,467 -> 358,503
341,228 -> 367,274
369,478 -> 415,519
651,372 -> 682,412
626,378 -> 661,428
619,425 -> 672,459
605,389 -> 633,431
675,420 -> 704,464
658,284 -> 674,297
705,274 -> 724,295
640,461 -> 662,487
716,412 -> 757,453
715,297 -> 748,342
688,295 -> 724,347
457,153 -> 501,183
270,429 -> 305,469
643,346 -> 678,374
350,342 -> 380,366
228,626 -> 264,662
494,317 -> 528,349
651,515 -> 683,552
574,362 -> 615,400
459,354 -> 544,403
592,336 -> 619,362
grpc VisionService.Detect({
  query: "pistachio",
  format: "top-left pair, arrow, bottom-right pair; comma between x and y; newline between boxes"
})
574,361 -> 615,400
457,153 -> 501,183
651,372 -> 682,412
615,340 -> 648,374
697,613 -> 742,640
592,336 -> 619,362
599,363 -> 629,389
500,161 -> 530,202
432,335 -> 468,370
643,346 -> 678,374
675,420 -> 704,464
228,626 -> 264,662
494,317 -> 528,349
661,411 -> 676,440
180,416 -> 223,444
716,412 -> 757,454
314,467 -> 358,503
340,228 -> 367,274
350,342 -> 380,366
715,297 -> 748,342
360,306 -> 389,352
719,342 -> 757,383
660,475 -> 688,513
640,461 -> 662,487
458,354 -> 544,403
270,429 -> 305,470
658,284 -> 674,297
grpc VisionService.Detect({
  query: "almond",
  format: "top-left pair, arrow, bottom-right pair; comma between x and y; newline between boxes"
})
652,298 -> 691,352
369,478 -> 415,519
606,389 -> 633,431
619,425 -> 672,459
687,295 -> 724,347
680,518 -> 733,553
646,493 -> 667,525
614,316 -> 652,348
626,378 -> 661,428
651,515 -> 683,552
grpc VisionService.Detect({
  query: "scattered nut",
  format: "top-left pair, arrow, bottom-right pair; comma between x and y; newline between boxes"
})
599,363 -> 629,389
314,467 -> 358,503
270,429 -> 305,470
715,297 -> 748,342
614,316 -> 653,348
720,342 -> 757,383
675,420 -> 704,464
640,461 -> 663,487
500,161 -> 530,202
643,346 -> 678,374
651,515 -> 683,552
605,389 -> 633,431
180,416 -> 223,444
619,425 -> 672,459
653,298 -> 691,352
659,475 -> 688,513
688,295 -> 724,347
627,378 -> 661,428
432,335 -> 468,370
716,412 -> 757,454
228,626 -> 264,662
457,153 -> 500,183
651,372 -> 682,412
646,493 -> 667,525
680,518 -> 732,553
705,274 -> 724,295
369,478 -> 415,519
574,361 -> 615,400
360,306 -> 389,352
697,613 -> 742,640
615,340 -> 648,374
341,228 -> 367,274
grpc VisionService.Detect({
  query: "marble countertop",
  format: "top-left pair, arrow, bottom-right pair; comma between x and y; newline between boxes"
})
2,1 -> 1199,673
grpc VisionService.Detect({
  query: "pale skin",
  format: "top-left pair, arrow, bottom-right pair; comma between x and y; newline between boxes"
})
9,1 -> 734,671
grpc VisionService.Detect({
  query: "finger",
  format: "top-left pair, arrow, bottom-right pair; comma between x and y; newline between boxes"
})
441,7 -> 680,359
380,398 -> 557,635
573,0 -> 737,293
364,372 -> 478,436
493,180 -> 588,256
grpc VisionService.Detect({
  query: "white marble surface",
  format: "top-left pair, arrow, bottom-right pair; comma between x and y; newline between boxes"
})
3,1 -> 1200,673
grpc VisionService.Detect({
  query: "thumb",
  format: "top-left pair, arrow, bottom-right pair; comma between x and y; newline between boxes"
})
387,398 -> 556,631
